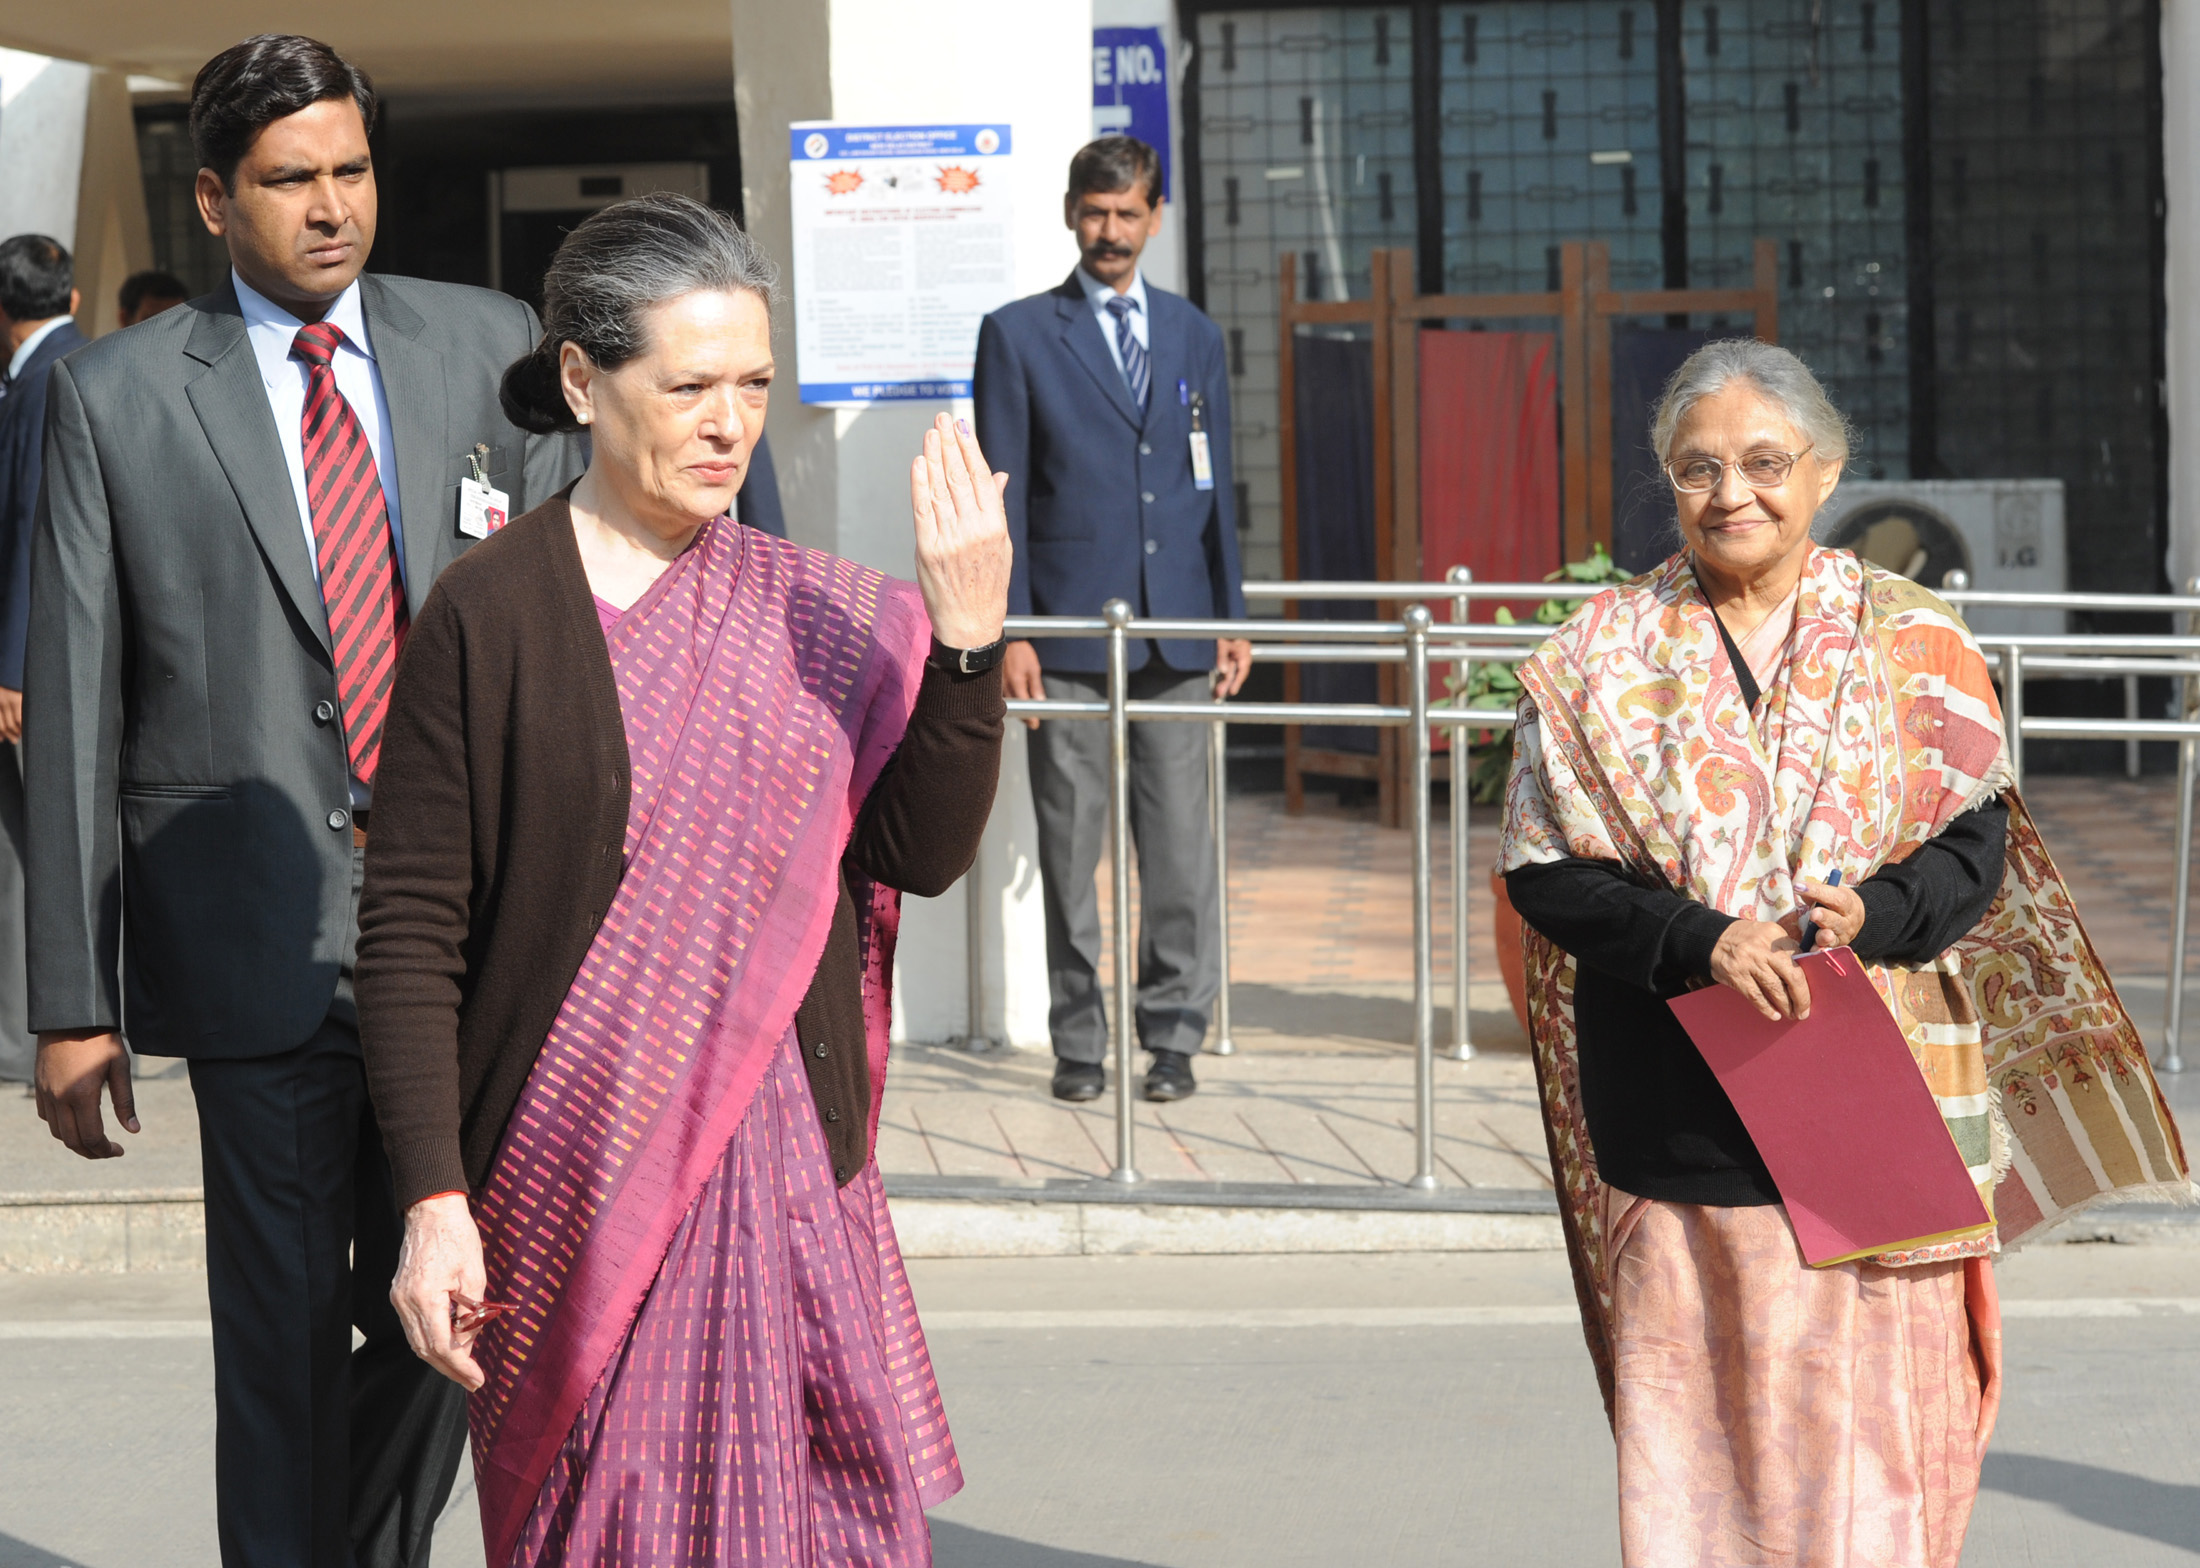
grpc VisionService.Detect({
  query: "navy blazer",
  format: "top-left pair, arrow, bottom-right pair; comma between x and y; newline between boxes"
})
974,273 -> 1246,673
0,319 -> 87,690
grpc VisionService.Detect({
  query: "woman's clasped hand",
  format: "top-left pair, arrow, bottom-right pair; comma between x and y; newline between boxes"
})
1710,877 -> 1869,1020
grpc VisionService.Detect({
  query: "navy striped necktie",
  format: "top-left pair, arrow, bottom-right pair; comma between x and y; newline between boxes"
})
1106,294 -> 1150,409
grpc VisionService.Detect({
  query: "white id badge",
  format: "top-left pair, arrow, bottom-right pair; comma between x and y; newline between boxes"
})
458,477 -> 511,538
1189,430 -> 1216,491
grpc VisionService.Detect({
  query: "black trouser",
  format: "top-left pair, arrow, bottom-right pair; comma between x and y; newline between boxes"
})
186,844 -> 467,1567
0,742 -> 29,1082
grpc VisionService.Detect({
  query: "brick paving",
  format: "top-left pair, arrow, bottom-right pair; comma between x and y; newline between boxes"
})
878,774 -> 2200,1192
2022,776 -> 2199,978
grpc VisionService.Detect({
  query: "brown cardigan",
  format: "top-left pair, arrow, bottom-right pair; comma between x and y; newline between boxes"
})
355,498 -> 1003,1211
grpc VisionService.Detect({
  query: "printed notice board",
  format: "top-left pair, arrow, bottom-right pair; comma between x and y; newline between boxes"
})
789,122 -> 1015,405
1092,27 -> 1169,198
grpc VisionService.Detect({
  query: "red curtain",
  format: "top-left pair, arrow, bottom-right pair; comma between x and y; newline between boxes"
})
1418,329 -> 1562,607
1416,329 -> 1563,743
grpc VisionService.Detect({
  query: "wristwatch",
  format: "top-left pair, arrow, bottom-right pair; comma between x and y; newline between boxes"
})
933,635 -> 1008,675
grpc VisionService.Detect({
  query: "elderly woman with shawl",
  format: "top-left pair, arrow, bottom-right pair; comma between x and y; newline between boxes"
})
1501,339 -> 2186,1567
354,194 -> 1009,1566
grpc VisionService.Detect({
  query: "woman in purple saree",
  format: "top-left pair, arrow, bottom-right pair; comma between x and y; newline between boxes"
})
355,194 -> 1013,1566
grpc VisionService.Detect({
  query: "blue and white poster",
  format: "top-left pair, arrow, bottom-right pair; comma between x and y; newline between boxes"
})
1091,27 -> 1170,199
789,122 -> 1016,405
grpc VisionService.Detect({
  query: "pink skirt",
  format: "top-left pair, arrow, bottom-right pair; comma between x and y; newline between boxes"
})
509,1030 -> 961,1567
1606,1194 -> 2001,1568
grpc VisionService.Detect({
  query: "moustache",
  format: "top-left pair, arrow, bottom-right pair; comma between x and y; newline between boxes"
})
1086,243 -> 1135,258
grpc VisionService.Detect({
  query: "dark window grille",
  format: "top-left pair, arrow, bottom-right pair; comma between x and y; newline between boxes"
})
1179,0 -> 2165,591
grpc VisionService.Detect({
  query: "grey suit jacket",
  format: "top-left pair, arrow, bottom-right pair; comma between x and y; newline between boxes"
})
25,273 -> 583,1058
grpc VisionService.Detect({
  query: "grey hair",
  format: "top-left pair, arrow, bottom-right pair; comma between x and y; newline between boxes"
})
1648,339 -> 1852,466
500,192 -> 779,435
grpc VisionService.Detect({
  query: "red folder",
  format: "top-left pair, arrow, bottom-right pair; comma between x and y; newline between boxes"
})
1666,948 -> 1990,1267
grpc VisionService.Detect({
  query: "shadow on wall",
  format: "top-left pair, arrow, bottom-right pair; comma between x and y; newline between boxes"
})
1980,1452 -> 2200,1554
0,1532 -> 94,1567
930,1520 -> 1166,1568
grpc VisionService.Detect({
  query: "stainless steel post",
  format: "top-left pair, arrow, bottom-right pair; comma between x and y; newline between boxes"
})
1103,599 -> 1142,1181
963,851 -> 991,1051
1208,695 -> 1236,1056
2125,674 -> 2142,780
2165,578 -> 2200,1074
1446,567 -> 1475,1062
1406,605 -> 1440,1189
2166,733 -> 2196,1076
2003,644 -> 2025,788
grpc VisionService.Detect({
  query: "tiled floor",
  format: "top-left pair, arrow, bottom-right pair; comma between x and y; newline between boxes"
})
878,774 -> 2200,1191
2022,775 -> 2200,978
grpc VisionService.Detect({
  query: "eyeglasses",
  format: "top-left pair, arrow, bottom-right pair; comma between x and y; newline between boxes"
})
1665,444 -> 1815,493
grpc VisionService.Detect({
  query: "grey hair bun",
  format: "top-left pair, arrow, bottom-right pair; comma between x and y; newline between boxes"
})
498,191 -> 779,437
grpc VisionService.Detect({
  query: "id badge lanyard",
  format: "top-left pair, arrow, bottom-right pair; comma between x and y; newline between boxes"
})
458,444 -> 511,538
1187,389 -> 1216,492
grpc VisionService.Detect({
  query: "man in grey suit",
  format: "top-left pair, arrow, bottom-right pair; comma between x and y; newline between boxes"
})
0,235 -> 85,1083
26,36 -> 579,1567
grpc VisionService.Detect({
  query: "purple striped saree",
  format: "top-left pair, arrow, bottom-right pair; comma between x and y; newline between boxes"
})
466,518 -> 960,1567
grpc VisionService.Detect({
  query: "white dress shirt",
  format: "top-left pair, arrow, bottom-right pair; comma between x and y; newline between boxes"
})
6,314 -> 75,381
1076,266 -> 1149,385
231,271 -> 406,585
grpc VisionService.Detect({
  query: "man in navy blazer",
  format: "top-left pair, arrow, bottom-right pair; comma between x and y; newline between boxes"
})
975,136 -> 1248,1104
0,234 -> 86,1082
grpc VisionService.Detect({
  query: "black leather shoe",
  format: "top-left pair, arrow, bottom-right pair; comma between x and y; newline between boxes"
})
1142,1050 -> 1197,1102
1051,1060 -> 1105,1102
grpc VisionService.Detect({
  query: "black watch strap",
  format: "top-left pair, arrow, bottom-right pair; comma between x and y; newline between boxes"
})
933,636 -> 1008,676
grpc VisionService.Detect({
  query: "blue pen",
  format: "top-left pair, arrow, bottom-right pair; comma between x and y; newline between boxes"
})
1798,868 -> 1844,951
1178,378 -> 1189,406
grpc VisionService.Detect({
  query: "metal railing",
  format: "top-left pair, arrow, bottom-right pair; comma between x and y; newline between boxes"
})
973,574 -> 2200,1187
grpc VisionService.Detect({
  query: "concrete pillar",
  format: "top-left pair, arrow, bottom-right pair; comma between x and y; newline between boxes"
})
2167,2 -> 2200,591
0,51 -> 154,339
71,68 -> 157,339
0,50 -> 91,249
732,0 -> 1091,1049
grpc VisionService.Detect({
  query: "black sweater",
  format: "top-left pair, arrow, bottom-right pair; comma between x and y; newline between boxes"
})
1505,629 -> 2008,1205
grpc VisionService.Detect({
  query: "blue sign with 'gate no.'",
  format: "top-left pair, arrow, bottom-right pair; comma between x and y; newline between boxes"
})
1092,26 -> 1170,200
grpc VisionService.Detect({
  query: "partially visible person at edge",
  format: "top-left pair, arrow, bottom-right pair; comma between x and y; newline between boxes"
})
0,234 -> 83,1083
27,33 -> 582,1567
118,268 -> 191,326
1499,338 -> 2187,1567
355,192 -> 1009,1568
974,134 -> 1247,1107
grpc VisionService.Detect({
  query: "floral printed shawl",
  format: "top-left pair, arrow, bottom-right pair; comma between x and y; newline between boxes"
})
1501,547 -> 2187,1403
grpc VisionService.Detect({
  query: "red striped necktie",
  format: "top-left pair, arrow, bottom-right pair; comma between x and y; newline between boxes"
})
291,320 -> 407,784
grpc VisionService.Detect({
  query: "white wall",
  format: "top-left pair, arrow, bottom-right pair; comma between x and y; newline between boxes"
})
0,52 -> 154,339
2166,2 -> 2200,593
0,51 -> 91,250
732,0 -> 1087,1048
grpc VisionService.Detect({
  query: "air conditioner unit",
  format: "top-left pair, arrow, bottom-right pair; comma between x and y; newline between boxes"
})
1814,479 -> 2067,638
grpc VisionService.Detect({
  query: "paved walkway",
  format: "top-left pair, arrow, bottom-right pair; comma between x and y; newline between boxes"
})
885,774 -> 2200,1193
1,776 -> 2194,1214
